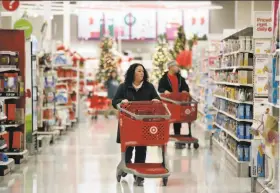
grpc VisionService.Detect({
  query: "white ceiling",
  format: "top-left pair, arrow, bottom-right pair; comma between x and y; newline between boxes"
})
6,1 -> 222,15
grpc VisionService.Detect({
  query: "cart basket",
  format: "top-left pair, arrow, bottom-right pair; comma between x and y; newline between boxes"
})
117,101 -> 171,150
160,93 -> 198,123
117,101 -> 171,120
160,92 -> 198,105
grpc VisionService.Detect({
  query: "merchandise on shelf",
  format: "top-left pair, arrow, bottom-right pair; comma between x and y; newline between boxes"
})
53,51 -> 72,66
0,51 -> 19,67
214,85 -> 253,102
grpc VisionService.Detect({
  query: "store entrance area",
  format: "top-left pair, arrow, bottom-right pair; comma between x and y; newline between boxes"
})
0,119 -> 251,192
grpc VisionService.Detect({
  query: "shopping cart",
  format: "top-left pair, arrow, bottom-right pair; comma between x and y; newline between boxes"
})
116,101 -> 171,186
160,92 -> 199,149
87,94 -> 110,120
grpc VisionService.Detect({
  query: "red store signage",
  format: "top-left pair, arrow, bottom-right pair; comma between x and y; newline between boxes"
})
2,0 -> 20,11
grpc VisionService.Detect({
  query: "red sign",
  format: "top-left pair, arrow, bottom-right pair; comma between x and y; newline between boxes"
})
2,0 -> 20,11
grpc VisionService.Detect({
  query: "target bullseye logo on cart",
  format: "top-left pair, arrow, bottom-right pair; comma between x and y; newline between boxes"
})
149,126 -> 158,134
185,109 -> 191,115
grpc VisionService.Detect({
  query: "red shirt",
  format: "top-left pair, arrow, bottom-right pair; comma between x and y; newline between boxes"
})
168,73 -> 179,93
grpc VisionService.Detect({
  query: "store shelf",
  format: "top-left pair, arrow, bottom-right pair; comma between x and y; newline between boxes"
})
214,95 -> 253,105
257,178 -> 279,193
2,124 -> 21,128
262,101 -> 280,108
214,81 -> 253,87
0,66 -> 19,72
0,158 -> 15,176
52,64 -> 73,68
213,106 -> 253,123
221,50 -> 254,57
57,77 -> 77,81
0,96 -> 20,100
210,66 -> 254,71
222,26 -> 253,41
214,122 -> 252,142
5,149 -> 28,164
54,66 -> 77,70
212,137 -> 249,163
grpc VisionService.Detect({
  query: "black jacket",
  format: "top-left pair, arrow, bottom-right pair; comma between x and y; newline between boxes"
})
112,81 -> 160,143
112,81 -> 160,109
158,72 -> 189,93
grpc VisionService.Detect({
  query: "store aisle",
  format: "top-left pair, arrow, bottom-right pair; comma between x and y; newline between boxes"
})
0,118 -> 251,193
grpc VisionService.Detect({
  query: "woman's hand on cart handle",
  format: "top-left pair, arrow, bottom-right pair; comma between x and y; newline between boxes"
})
152,99 -> 160,102
182,90 -> 188,93
121,99 -> 129,103
164,90 -> 171,95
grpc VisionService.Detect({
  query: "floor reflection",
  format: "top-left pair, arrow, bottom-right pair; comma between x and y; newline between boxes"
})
0,118 -> 250,193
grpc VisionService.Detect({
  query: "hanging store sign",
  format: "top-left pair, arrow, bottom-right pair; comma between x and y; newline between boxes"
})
253,11 -> 273,38
13,19 -> 33,40
2,0 -> 20,11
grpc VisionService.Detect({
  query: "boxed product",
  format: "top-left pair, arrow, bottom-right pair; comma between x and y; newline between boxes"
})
243,145 -> 250,161
4,73 -> 18,93
15,108 -> 24,124
0,51 -> 19,67
236,123 -> 245,139
237,104 -> 245,119
238,70 -> 253,84
4,100 -> 16,123
245,105 -> 252,119
271,57 -> 279,104
237,144 -> 244,161
245,124 -> 252,139
3,131 -> 22,150
245,36 -> 252,51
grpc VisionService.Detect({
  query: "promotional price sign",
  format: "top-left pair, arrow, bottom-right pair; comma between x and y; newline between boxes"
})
253,11 -> 273,38
2,0 -> 20,11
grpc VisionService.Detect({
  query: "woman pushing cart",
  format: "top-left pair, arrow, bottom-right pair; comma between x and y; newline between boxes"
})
112,63 -> 171,186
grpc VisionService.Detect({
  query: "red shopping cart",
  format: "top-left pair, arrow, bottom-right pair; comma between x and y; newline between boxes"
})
160,92 -> 199,149
87,94 -> 110,120
116,101 -> 171,186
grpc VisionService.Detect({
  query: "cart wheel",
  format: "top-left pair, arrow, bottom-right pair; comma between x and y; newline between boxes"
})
162,177 -> 168,186
116,174 -> 121,182
136,177 -> 144,186
194,143 -> 199,149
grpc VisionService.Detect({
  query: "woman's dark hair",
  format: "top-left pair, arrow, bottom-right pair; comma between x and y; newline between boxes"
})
124,63 -> 149,84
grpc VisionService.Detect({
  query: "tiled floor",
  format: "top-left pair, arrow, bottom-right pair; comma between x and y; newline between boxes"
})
0,117 -> 251,193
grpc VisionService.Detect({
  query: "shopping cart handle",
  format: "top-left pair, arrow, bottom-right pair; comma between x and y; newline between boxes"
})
160,96 -> 198,105
116,102 -> 171,120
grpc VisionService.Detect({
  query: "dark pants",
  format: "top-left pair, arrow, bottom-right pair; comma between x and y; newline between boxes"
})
174,123 -> 182,135
125,146 -> 147,163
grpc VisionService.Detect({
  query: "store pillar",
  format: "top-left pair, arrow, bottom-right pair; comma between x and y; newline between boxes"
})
63,1 -> 70,48
235,1 -> 253,29
43,1 -> 52,52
